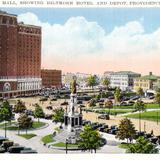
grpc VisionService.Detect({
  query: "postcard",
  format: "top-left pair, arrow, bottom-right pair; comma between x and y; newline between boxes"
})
0,0 -> 160,159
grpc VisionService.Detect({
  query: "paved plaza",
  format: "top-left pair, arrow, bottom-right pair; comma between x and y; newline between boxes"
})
0,118 -> 125,154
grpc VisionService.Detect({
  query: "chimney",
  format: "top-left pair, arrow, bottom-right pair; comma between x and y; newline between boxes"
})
149,72 -> 152,76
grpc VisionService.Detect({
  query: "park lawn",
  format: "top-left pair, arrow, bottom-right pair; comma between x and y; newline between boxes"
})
93,109 -> 134,115
41,134 -> 55,144
18,133 -> 37,139
0,121 -> 46,130
0,121 -> 16,128
52,142 -> 79,147
146,103 -> 160,109
127,110 -> 160,122
32,121 -> 46,129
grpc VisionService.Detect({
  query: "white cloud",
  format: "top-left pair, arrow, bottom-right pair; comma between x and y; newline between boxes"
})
17,12 -> 160,72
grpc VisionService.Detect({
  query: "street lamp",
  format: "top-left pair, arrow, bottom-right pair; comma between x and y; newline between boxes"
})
144,122 -> 146,132
66,138 -> 68,154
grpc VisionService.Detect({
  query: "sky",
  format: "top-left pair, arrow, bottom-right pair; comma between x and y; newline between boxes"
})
1,8 -> 160,75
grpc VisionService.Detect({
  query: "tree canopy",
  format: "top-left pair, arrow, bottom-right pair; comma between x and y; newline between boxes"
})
114,87 -> 121,104
102,78 -> 110,89
136,87 -> 144,97
155,90 -> 160,106
18,113 -> 33,134
0,101 -> 13,122
127,136 -> 159,153
116,118 -> 136,143
78,125 -> 101,153
87,75 -> 97,88
34,104 -> 44,122
14,100 -> 26,113
52,107 -> 64,123
134,100 -> 146,112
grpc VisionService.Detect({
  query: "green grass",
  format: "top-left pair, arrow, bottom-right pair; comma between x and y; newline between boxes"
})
127,110 -> 160,122
32,121 -> 46,129
146,103 -> 160,109
118,143 -> 133,149
94,103 -> 160,110
41,134 -> 55,144
52,142 -> 79,147
0,121 -> 46,130
93,109 -> 134,115
18,133 -> 37,139
0,121 -> 16,128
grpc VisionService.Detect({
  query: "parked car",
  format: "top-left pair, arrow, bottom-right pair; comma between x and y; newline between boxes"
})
20,149 -> 37,153
60,101 -> 68,106
8,146 -> 25,153
77,100 -> 83,104
50,97 -> 57,101
131,96 -> 140,100
128,100 -> 135,106
46,106 -> 53,110
44,114 -> 53,119
99,127 -> 105,132
98,114 -> 110,120
120,101 -> 128,106
25,110 -> 33,116
149,137 -> 158,144
0,137 -> 8,145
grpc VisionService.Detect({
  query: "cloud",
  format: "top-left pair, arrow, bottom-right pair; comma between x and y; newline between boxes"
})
17,12 -> 160,74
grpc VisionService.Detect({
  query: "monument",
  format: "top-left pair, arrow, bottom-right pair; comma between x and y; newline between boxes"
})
64,77 -> 83,143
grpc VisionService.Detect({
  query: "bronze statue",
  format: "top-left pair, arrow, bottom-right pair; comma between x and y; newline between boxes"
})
71,79 -> 77,94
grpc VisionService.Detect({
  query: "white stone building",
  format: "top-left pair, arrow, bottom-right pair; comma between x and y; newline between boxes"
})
109,71 -> 141,91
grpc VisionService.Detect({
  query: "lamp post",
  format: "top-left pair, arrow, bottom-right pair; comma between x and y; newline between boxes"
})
66,138 -> 68,154
157,111 -> 159,125
144,122 -> 146,132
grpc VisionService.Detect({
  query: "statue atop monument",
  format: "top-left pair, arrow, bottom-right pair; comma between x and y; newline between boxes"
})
71,78 -> 77,94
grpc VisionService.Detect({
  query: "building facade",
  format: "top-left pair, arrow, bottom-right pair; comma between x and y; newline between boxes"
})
0,11 -> 42,98
41,69 -> 62,88
133,72 -> 160,92
110,71 -> 141,91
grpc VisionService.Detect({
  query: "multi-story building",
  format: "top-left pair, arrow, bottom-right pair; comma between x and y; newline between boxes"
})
62,72 -> 92,89
134,72 -> 160,92
103,71 -> 114,79
110,71 -> 141,91
0,11 -> 42,98
41,69 -> 62,88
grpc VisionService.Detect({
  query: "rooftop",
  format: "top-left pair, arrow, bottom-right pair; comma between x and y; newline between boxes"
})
0,10 -> 17,17
111,71 -> 140,75
139,74 -> 160,80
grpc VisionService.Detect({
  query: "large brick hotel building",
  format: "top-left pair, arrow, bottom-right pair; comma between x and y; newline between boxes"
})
41,69 -> 62,88
0,11 -> 42,98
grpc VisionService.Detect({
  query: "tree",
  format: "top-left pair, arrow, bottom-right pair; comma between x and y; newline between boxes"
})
127,136 -> 159,153
14,100 -> 26,113
116,118 -> 136,143
102,78 -> 110,90
134,100 -> 146,132
52,108 -> 64,124
0,101 -> 13,138
104,100 -> 113,115
87,75 -> 97,90
18,113 -> 33,135
34,104 -> 44,122
155,90 -> 160,125
136,87 -> 144,99
114,87 -> 121,105
88,99 -> 96,108
78,125 -> 101,153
